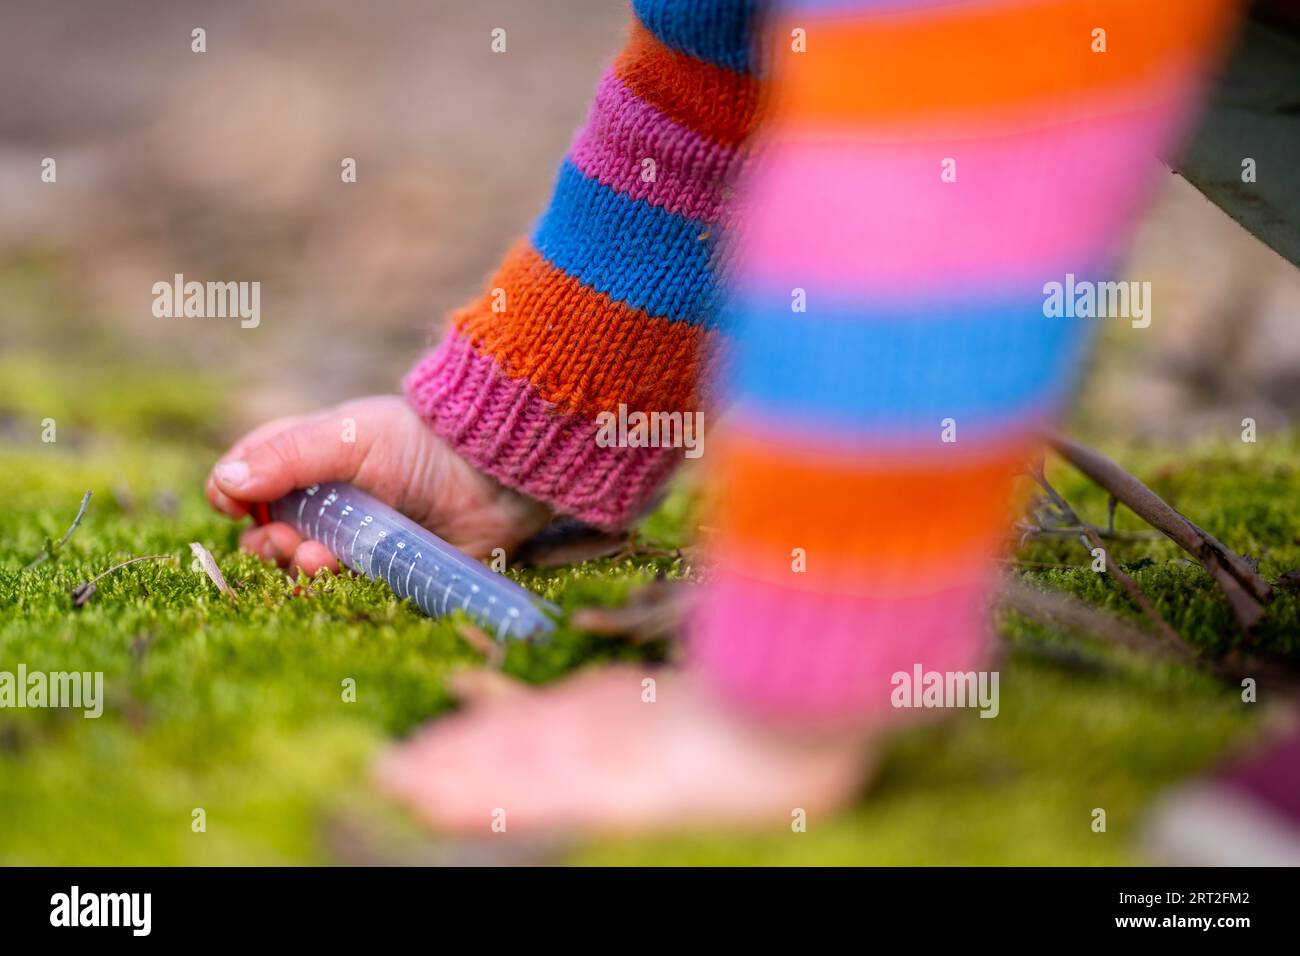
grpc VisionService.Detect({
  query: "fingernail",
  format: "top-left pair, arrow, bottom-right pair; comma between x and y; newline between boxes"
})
214,460 -> 250,488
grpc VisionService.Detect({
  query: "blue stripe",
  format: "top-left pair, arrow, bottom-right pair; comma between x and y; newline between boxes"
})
532,160 -> 718,325
632,0 -> 759,74
723,291 -> 1095,437
775,0 -> 1016,14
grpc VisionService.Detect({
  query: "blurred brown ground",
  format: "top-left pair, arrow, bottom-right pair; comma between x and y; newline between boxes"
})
0,0 -> 1296,444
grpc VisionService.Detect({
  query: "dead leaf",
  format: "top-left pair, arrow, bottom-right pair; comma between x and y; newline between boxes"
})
189,542 -> 238,602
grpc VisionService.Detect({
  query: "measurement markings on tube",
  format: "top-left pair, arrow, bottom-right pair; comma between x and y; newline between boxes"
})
404,556 -> 420,601
264,482 -> 556,639
356,515 -> 374,569
332,505 -> 351,555
386,542 -> 403,586
368,531 -> 386,577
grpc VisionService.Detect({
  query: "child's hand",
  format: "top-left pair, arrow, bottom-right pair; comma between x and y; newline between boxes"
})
375,666 -> 873,835
206,395 -> 553,574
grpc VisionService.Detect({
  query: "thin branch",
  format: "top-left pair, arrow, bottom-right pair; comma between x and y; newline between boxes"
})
1030,460 -> 1083,526
69,553 -> 177,608
1081,526 -> 1196,662
1023,465 -> 1191,657
88,553 -> 176,585
1020,465 -> 1156,542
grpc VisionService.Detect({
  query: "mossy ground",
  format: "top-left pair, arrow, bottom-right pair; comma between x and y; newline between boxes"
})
1,349 -> 1297,865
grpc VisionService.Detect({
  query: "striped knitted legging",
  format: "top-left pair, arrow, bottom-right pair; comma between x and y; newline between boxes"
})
406,0 -> 1241,721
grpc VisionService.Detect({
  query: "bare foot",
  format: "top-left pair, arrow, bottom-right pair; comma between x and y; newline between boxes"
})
374,666 -> 874,836
206,395 -> 553,574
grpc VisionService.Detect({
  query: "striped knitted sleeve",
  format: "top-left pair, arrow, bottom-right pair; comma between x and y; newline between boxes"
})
689,0 -> 1242,721
404,0 -> 761,530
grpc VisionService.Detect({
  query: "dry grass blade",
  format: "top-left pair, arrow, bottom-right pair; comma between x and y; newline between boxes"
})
189,542 -> 238,603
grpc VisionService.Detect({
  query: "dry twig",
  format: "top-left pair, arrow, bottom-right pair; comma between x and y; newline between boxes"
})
69,553 -> 177,608
1080,526 -> 1196,661
1048,433 -> 1272,631
1026,462 -> 1190,657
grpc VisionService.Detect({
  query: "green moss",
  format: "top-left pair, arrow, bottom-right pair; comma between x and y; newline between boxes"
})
0,379 -> 1294,862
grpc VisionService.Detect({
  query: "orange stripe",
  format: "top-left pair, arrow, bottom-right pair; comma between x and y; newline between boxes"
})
452,241 -> 712,416
614,21 -> 762,148
770,0 -> 1238,127
707,428 -> 1034,589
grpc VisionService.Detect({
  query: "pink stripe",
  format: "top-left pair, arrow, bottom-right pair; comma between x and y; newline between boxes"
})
568,72 -> 743,223
690,571 -> 993,721
404,332 -> 680,530
733,83 -> 1198,294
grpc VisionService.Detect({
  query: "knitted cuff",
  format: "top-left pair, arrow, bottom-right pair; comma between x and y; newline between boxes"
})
404,331 -> 684,530
405,4 -> 759,528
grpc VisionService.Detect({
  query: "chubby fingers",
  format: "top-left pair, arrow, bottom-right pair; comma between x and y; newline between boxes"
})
239,522 -> 303,564
289,540 -> 339,577
239,523 -> 339,576
207,415 -> 308,518
210,410 -> 366,507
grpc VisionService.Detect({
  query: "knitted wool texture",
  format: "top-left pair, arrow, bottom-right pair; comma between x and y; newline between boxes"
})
409,0 -> 1240,719
405,1 -> 761,529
